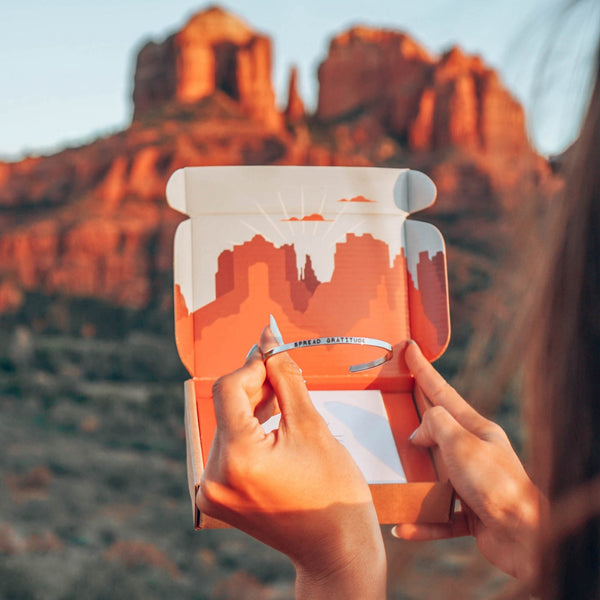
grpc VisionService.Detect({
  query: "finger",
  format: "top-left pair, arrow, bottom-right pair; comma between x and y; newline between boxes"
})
260,323 -> 322,427
406,341 -> 489,433
245,345 -> 279,424
410,405 -> 470,451
254,395 -> 278,424
244,344 -> 279,423
391,510 -> 470,540
212,342 -> 268,433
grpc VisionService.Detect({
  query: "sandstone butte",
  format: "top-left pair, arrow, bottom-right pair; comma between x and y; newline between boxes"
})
0,5 -> 559,328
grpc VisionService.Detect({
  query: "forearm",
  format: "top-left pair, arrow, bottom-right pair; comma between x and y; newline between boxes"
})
295,542 -> 387,600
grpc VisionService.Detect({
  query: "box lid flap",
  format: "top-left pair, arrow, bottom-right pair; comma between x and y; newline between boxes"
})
166,166 -> 436,217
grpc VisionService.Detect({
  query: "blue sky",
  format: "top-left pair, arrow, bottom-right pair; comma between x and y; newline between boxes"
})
1,0 -> 598,160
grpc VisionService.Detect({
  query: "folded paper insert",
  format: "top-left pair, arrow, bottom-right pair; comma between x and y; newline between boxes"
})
263,390 -> 407,484
166,166 -> 454,528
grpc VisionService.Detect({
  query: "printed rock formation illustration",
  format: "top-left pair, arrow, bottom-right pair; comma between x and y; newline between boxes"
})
175,233 -> 448,379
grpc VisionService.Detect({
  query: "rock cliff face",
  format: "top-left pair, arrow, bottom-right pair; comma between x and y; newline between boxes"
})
317,28 -> 434,127
317,28 -> 530,155
132,6 -> 281,129
0,6 -> 558,334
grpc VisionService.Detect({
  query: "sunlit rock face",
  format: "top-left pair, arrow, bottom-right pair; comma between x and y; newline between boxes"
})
317,27 -> 435,128
317,29 -> 531,155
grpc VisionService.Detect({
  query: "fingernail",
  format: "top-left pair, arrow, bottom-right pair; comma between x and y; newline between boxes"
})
408,427 -> 418,441
390,525 -> 400,538
270,314 -> 284,344
245,343 -> 259,361
407,339 -> 416,346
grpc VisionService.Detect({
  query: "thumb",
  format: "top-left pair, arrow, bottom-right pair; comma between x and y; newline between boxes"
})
391,510 -> 470,541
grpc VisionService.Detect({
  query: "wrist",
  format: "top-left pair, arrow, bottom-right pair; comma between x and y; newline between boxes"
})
520,487 -> 548,585
508,480 -> 546,583
293,507 -> 386,600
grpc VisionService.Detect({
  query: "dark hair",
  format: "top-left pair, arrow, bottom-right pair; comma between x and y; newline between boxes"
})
524,43 -> 600,598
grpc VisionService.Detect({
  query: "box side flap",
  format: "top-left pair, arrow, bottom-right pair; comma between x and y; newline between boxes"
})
184,380 -> 204,528
371,482 -> 454,524
174,220 -> 195,376
404,219 -> 450,362
393,169 -> 437,214
166,168 -> 187,215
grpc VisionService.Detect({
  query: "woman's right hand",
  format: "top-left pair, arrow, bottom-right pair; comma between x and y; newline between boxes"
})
393,342 -> 546,584
197,323 -> 386,599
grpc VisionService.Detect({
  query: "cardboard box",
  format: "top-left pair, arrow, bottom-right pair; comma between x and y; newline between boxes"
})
166,166 -> 454,528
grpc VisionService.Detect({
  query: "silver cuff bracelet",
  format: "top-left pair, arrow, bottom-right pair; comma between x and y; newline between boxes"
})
262,336 -> 393,373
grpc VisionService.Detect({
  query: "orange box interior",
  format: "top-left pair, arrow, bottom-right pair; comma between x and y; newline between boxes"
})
185,378 -> 454,529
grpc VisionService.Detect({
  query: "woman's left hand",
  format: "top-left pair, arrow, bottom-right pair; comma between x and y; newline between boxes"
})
197,323 -> 387,599
392,342 -> 544,584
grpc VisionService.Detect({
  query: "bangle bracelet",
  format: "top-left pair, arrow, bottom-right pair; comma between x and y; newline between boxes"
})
262,336 -> 393,373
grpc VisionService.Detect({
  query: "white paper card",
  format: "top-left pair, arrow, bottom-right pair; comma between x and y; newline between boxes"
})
262,390 -> 406,484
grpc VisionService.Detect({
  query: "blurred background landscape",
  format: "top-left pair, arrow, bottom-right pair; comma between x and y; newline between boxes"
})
0,2 -> 597,598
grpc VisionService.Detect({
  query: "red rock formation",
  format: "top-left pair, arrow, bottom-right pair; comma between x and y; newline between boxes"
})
410,47 -> 530,153
284,66 -> 305,122
132,6 -> 281,129
0,7 -> 557,324
317,31 -> 533,156
0,209 -> 178,310
0,280 -> 22,313
317,27 -> 433,125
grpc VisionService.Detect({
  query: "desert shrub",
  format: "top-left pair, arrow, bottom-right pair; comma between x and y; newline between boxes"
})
0,561 -> 37,600
62,559 -> 205,600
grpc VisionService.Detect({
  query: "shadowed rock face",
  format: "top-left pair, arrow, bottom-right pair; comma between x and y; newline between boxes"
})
0,6 -> 558,327
284,66 -> 305,123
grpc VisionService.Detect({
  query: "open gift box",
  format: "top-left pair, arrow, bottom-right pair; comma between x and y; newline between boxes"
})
166,166 -> 454,529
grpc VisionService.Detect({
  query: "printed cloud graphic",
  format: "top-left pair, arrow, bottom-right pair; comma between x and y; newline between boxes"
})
281,213 -> 332,222
338,195 -> 376,203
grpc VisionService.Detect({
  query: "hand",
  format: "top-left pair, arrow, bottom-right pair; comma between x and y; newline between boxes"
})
197,323 -> 386,599
392,342 -> 545,583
